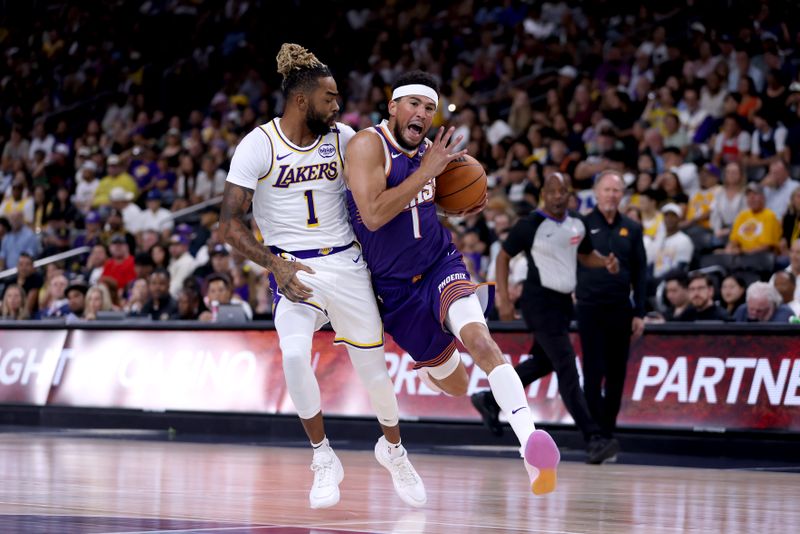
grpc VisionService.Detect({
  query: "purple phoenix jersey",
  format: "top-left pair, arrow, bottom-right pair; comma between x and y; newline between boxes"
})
346,121 -> 478,368
346,121 -> 451,281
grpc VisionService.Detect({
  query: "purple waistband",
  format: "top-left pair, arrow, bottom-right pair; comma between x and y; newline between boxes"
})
269,241 -> 355,260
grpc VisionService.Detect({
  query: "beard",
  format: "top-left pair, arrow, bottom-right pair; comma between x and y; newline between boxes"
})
393,123 -> 420,151
306,104 -> 333,136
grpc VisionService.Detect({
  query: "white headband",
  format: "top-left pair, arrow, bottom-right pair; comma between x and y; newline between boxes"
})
391,84 -> 439,109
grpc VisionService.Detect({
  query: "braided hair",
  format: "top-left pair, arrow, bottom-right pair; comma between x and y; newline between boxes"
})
276,43 -> 332,96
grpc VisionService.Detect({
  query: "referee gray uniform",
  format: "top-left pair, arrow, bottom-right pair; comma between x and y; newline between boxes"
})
477,209 -> 613,459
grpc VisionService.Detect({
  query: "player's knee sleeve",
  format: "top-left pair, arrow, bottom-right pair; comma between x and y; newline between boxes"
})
280,334 -> 321,420
445,294 -> 487,344
427,348 -> 462,380
346,346 -> 399,427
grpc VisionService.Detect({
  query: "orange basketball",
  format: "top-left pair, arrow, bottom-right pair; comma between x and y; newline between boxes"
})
435,154 -> 487,214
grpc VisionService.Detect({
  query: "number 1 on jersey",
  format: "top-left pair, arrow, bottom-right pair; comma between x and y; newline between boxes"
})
304,190 -> 319,227
411,206 -> 422,239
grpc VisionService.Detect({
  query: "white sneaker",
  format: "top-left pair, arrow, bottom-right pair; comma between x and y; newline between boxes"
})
374,436 -> 427,507
309,445 -> 344,509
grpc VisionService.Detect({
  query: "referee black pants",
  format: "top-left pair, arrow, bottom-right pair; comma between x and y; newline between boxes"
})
513,289 -> 602,443
576,302 -> 633,438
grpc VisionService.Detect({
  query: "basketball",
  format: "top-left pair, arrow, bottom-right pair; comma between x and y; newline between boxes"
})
435,154 -> 487,214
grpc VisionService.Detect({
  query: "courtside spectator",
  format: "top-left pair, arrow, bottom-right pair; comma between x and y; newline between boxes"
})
771,271 -> 800,317
676,272 -> 730,321
733,281 -> 795,323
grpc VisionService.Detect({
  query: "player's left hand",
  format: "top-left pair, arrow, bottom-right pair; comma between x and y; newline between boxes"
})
272,256 -> 315,302
605,252 -> 619,274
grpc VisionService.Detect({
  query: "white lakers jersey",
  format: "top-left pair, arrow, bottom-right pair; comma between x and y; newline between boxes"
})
226,118 -> 355,250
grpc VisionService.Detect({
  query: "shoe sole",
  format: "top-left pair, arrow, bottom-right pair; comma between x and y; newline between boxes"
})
309,457 -> 344,509
374,442 -> 427,508
524,430 -> 560,495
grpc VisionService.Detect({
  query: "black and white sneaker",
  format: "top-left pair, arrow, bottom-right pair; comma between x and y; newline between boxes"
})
586,436 -> 620,465
470,391 -> 503,437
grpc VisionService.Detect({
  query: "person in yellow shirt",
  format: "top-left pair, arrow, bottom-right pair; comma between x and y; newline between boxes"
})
92,154 -> 138,207
683,163 -> 721,231
726,183 -> 781,254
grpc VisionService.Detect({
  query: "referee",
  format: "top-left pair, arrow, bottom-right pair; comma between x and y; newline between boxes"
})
576,170 -> 647,445
472,173 -> 621,464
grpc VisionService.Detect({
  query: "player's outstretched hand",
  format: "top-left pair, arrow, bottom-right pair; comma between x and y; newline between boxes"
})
272,256 -> 315,302
419,126 -> 467,178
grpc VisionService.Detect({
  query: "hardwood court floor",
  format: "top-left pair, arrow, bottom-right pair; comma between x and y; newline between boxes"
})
0,432 -> 797,533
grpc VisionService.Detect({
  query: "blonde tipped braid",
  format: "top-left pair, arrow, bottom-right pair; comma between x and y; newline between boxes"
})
276,43 -> 325,78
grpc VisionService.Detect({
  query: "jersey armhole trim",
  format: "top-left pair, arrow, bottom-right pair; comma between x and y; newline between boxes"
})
257,124 -> 274,181
368,128 -> 391,176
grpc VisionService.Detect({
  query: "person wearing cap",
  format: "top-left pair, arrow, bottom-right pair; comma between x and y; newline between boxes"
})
73,160 -> 100,214
652,202 -> 694,280
101,233 -> 136,293
129,146 -> 158,194
107,186 -> 142,233
347,70 -> 563,494
167,233 -> 195,297
92,154 -> 137,207
102,209 -> 136,252
682,163 -> 721,231
43,143 -> 73,191
137,189 -> 173,235
725,182 -> 781,255
192,243 -> 231,281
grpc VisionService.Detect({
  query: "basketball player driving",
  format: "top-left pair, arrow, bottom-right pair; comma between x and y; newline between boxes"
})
346,71 -> 562,496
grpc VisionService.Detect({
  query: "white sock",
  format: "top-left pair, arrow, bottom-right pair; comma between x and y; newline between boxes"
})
383,436 -> 404,459
488,364 -> 535,453
311,437 -> 331,453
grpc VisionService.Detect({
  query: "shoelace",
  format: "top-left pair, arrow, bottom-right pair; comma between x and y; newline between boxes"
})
391,456 -> 419,487
311,455 -> 336,487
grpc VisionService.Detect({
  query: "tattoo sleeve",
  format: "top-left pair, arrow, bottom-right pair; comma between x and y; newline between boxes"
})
219,182 -> 276,271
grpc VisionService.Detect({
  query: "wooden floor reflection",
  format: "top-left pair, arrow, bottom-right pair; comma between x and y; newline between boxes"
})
0,432 -> 797,533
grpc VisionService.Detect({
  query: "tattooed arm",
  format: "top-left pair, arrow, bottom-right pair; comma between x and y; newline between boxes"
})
219,182 -> 314,302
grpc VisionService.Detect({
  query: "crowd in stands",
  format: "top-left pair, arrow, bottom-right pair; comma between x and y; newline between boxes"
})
1,0 -> 800,324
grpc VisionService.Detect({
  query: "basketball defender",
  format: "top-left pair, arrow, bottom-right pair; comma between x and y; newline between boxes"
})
345,71 -> 561,495
220,44 -> 425,509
